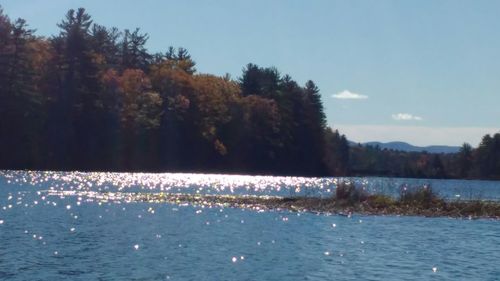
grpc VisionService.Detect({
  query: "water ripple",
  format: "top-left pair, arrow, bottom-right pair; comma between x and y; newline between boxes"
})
0,171 -> 499,280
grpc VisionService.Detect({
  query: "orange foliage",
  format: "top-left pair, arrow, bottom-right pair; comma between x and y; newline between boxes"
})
101,68 -> 162,130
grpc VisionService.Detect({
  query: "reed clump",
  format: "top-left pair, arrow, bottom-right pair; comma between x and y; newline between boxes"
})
335,181 -> 369,204
330,183 -> 499,218
399,185 -> 445,208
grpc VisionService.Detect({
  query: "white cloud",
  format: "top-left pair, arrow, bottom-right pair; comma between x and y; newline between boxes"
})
332,90 -> 368,100
392,113 -> 423,121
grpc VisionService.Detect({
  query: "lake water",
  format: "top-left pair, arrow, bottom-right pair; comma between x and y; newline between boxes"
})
0,170 -> 499,280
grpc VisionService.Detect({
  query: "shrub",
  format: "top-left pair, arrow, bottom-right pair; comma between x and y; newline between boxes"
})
335,181 -> 368,204
399,184 -> 443,208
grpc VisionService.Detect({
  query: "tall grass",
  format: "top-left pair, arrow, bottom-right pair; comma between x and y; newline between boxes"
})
399,184 -> 444,208
335,181 -> 369,203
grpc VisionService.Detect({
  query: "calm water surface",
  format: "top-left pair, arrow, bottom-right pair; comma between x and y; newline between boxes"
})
0,171 -> 499,280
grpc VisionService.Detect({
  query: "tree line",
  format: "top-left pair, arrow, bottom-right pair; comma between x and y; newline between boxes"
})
0,7 -> 347,176
0,7 -> 498,179
349,136 -> 500,180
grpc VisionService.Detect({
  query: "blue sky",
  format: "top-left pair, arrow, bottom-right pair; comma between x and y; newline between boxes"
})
2,0 -> 500,146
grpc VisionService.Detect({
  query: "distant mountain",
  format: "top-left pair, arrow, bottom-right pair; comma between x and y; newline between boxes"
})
351,141 -> 461,154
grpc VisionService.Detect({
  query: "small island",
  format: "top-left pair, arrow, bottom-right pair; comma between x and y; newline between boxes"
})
1,2 -> 500,280
48,183 -> 500,219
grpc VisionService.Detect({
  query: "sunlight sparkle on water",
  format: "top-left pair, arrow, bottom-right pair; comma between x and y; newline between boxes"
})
0,170 -> 336,198
0,170 -> 499,280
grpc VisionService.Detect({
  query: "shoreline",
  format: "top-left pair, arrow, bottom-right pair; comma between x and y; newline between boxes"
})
57,191 -> 500,219
146,193 -> 500,219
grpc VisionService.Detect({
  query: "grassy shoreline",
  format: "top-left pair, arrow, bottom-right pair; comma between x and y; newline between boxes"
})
128,190 -> 500,219
47,182 -> 500,219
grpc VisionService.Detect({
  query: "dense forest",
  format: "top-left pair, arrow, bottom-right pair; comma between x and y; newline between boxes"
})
349,140 -> 500,179
0,7 -> 499,179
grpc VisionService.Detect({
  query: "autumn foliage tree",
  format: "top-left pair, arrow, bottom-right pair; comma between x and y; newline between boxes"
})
0,6 -> 498,179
